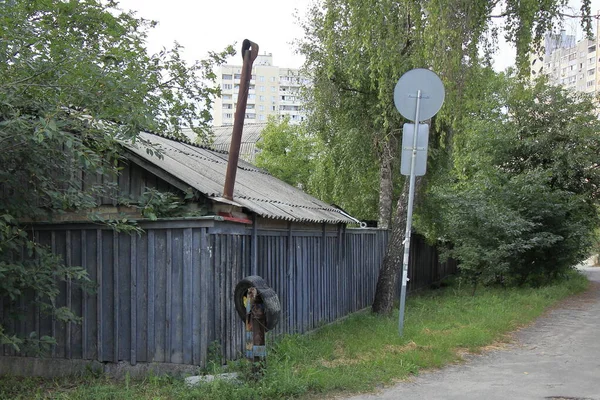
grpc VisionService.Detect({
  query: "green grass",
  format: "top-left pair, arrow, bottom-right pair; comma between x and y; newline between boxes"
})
0,271 -> 589,400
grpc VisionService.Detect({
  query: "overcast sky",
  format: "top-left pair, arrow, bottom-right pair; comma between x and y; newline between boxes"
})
117,0 -> 600,72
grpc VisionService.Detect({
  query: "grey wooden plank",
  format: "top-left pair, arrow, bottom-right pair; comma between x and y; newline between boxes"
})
51,231 -> 57,358
81,230 -> 88,359
119,161 -> 131,198
192,228 -> 203,366
136,233 -> 148,363
53,230 -> 69,358
85,230 -> 98,360
220,234 -> 227,360
183,228 -> 193,365
165,229 -> 173,363
170,229 -> 183,364
207,234 -> 216,357
147,230 -> 156,362
130,234 -> 137,366
101,230 -> 115,362
202,228 -> 217,364
251,215 -> 258,275
69,230 -> 83,359
113,232 -> 119,363
154,229 -> 167,362
227,235 -> 234,360
287,225 -> 293,334
224,234 -> 231,359
118,232 -> 131,362
66,230 -> 72,359
96,230 -> 103,361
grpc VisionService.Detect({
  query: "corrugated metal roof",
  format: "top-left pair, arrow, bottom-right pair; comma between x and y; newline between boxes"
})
123,131 -> 358,224
182,123 -> 267,162
209,123 -> 267,163
210,123 -> 266,145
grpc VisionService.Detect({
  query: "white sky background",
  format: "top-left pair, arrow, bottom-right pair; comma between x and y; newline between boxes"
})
117,0 -> 600,71
116,0 -> 313,68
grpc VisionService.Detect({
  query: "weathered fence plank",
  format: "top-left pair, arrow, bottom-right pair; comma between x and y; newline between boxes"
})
3,220 -> 455,371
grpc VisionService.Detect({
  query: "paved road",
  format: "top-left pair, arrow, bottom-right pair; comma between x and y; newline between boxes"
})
349,267 -> 600,400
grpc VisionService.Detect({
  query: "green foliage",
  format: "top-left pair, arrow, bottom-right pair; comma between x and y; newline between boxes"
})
136,188 -> 185,220
1,271 -> 588,399
298,0 -> 591,223
255,116 -> 315,190
0,0 -> 232,348
424,72 -> 600,286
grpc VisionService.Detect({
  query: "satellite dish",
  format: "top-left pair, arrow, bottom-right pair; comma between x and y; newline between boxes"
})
394,68 -> 445,121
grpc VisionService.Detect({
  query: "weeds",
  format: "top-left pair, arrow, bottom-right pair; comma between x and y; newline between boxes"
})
0,271 -> 589,399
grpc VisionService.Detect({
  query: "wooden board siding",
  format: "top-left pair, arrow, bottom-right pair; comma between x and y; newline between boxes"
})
1,220 -> 455,368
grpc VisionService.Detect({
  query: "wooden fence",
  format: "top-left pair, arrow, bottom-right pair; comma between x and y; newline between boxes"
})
1,218 -> 455,367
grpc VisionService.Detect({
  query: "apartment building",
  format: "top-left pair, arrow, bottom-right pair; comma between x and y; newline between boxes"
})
212,53 -> 308,126
530,27 -> 600,95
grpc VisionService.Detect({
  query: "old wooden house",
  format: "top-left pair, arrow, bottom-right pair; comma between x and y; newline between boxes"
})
1,131 -> 454,376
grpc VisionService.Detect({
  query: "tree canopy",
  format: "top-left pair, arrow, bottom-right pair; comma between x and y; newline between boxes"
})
255,116 -> 315,190
298,0 -> 595,314
0,0 -> 232,350
423,72 -> 600,287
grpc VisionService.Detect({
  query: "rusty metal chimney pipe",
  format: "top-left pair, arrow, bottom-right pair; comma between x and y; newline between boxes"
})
223,39 -> 259,201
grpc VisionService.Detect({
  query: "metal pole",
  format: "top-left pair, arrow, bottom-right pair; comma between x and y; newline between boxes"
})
398,89 -> 421,336
223,39 -> 258,200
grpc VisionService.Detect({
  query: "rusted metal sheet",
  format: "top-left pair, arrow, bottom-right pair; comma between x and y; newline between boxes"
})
223,39 -> 259,201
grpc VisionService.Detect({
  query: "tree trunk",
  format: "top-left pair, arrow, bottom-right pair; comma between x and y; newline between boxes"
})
372,176 -> 423,315
377,139 -> 394,229
372,178 -> 408,314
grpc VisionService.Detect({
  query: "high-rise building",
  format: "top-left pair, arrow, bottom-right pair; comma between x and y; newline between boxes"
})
212,53 -> 308,126
530,23 -> 600,95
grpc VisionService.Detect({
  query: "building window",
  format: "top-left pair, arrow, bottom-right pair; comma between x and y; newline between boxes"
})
259,105 -> 265,111
223,103 -> 233,109
234,74 -> 241,79
270,76 -> 276,82
224,113 -> 232,119
245,113 -> 256,119
588,69 -> 595,76
587,80 -> 595,87
271,96 -> 276,102
222,74 -> 232,80
260,86 -> 265,92
271,105 -> 276,111
259,95 -> 265,101
589,45 -> 596,53
249,94 -> 256,99
259,76 -> 265,82
271,86 -> 276,92
222,83 -> 232,90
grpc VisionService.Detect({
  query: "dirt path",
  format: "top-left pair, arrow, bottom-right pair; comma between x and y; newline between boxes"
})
348,267 -> 600,400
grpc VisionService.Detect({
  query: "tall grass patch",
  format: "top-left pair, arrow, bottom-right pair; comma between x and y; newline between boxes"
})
1,271 -> 589,399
